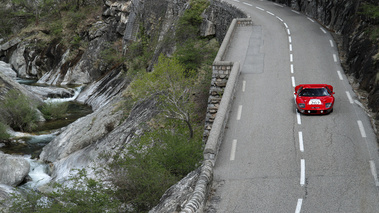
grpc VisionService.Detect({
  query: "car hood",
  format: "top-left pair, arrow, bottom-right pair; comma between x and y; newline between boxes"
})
297,96 -> 334,106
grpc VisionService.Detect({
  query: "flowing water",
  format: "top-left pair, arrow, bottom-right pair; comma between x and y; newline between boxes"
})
0,79 -> 92,189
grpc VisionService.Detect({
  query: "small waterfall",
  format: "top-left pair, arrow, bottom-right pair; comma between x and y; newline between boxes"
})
44,86 -> 83,103
23,156 -> 51,189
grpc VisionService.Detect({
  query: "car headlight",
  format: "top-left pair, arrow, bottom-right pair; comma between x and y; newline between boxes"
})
299,103 -> 305,108
325,103 -> 332,108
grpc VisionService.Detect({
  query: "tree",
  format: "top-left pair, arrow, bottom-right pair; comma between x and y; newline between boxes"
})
11,0 -> 55,25
128,55 -> 196,138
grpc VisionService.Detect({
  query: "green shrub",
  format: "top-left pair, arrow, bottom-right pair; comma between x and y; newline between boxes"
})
360,3 -> 379,19
39,102 -> 69,120
7,169 -> 121,213
107,126 -> 203,212
176,0 -> 210,42
0,90 -> 39,132
0,121 -> 10,140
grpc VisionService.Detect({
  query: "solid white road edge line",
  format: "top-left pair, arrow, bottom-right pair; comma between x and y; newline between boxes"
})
354,100 -> 364,108
237,105 -> 243,120
300,159 -> 305,186
299,131 -> 304,152
230,139 -> 237,161
357,120 -> 367,138
295,198 -> 303,213
369,160 -> 379,186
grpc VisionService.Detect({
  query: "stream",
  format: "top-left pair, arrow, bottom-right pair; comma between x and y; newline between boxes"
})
0,81 -> 92,189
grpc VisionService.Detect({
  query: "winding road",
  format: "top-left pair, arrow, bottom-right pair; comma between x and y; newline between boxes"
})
205,0 -> 379,212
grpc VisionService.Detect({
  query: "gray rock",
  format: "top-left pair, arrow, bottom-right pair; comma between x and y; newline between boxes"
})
39,96 -> 124,163
149,169 -> 200,213
0,61 -> 17,79
41,94 -> 159,182
76,68 -> 129,110
0,153 -> 30,187
0,69 -> 43,105
23,84 -> 75,100
0,184 -> 17,211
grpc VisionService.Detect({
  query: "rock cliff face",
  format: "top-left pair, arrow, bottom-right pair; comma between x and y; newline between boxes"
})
271,0 -> 379,136
0,0 -> 246,210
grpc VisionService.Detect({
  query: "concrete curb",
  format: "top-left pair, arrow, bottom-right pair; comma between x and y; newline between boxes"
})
180,18 -> 252,213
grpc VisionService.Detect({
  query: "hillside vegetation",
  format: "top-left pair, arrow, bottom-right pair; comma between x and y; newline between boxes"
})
0,0 -> 219,212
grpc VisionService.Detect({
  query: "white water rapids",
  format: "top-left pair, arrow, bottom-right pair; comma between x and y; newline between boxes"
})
23,156 -> 52,189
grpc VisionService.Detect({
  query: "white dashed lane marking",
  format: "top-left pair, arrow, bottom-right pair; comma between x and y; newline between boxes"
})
237,105 -> 243,120
300,159 -> 305,186
329,40 -> 334,47
295,199 -> 303,213
337,70 -> 343,80
292,76 -> 296,87
230,139 -> 237,161
297,112 -> 301,125
256,6 -> 265,11
333,54 -> 338,62
346,91 -> 354,104
298,131 -> 304,152
357,120 -> 367,138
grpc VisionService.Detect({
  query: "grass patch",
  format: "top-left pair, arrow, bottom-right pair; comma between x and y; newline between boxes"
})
39,102 -> 69,120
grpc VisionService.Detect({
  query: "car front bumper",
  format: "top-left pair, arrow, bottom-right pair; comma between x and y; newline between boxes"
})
297,107 -> 333,114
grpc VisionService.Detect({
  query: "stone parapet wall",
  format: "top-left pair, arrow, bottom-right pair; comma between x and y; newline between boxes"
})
180,18 -> 252,213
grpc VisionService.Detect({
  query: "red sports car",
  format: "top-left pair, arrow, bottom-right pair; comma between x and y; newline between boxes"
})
294,84 -> 335,114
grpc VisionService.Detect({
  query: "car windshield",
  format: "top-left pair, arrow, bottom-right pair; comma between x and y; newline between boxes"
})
299,88 -> 330,97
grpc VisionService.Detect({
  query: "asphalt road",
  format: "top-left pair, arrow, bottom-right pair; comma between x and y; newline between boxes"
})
205,0 -> 379,212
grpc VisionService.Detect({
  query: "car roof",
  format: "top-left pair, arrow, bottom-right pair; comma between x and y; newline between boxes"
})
295,84 -> 334,93
299,84 -> 330,88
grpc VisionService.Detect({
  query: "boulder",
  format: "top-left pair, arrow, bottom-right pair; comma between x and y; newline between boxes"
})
0,153 -> 30,187
23,85 -> 75,100
0,69 -> 43,105
39,96 -> 124,163
41,94 -> 158,182
0,61 -> 17,79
